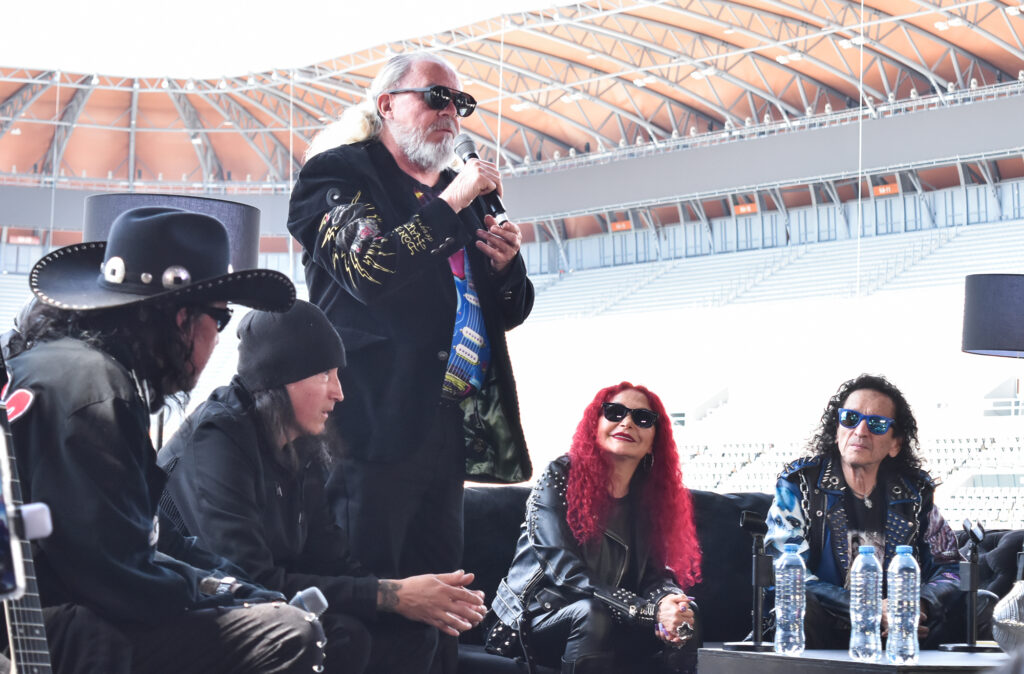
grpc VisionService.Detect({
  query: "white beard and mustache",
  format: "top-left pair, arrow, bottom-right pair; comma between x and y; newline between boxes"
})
389,118 -> 457,173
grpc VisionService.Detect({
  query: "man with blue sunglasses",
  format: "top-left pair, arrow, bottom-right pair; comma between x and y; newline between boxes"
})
764,374 -> 978,650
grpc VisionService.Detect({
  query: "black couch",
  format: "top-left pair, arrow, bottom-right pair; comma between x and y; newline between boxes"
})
458,485 -> 1023,672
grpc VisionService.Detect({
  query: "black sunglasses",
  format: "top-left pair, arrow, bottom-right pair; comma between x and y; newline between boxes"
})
601,402 -> 659,429
386,85 -> 477,118
838,408 -> 895,435
199,305 -> 233,333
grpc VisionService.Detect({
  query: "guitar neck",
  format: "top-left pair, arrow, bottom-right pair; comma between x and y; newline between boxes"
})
3,547 -> 50,673
2,411 -> 52,674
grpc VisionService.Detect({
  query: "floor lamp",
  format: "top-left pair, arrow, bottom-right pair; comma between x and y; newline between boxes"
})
957,273 -> 1024,653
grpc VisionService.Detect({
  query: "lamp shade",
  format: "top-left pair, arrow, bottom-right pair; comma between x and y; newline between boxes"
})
962,274 -> 1024,357
83,193 -> 261,271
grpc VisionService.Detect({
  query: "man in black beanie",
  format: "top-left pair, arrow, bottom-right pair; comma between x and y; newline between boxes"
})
158,300 -> 486,674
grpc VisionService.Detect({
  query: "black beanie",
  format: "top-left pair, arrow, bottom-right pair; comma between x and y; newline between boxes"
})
236,300 -> 346,391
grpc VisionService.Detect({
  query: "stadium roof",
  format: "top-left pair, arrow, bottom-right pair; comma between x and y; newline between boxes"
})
1,0 -> 1022,232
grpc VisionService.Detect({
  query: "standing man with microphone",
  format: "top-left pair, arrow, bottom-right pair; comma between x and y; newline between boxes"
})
287,51 -> 534,672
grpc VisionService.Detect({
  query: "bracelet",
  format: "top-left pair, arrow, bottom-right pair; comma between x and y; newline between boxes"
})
200,575 -> 240,595
627,600 -> 656,624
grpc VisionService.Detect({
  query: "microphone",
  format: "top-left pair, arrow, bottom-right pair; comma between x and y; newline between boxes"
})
739,510 -> 768,536
453,133 -> 509,225
14,502 -> 52,541
289,586 -> 329,617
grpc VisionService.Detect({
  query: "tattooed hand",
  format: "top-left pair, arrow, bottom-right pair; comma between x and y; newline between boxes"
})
377,570 -> 486,635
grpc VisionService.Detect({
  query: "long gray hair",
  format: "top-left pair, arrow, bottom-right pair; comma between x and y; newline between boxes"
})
304,52 -> 457,160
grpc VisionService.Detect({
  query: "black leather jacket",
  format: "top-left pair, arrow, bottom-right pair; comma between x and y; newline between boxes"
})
492,456 -> 682,629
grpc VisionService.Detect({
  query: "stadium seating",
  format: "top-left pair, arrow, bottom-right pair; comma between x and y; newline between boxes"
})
525,218 -> 1024,320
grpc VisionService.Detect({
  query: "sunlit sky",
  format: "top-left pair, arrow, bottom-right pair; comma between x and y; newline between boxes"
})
3,0 -> 556,78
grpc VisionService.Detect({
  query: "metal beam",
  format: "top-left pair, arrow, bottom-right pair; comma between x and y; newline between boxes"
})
768,187 -> 789,223
128,81 -> 138,187
0,71 -> 53,140
168,91 -> 225,183
973,159 -> 1003,219
498,19 -> 745,127
195,82 -> 298,181
688,198 -> 712,251
441,42 -> 641,147
540,218 -> 570,272
40,77 -> 94,176
641,2 -> 872,116
903,169 -> 937,228
906,0 -> 1024,75
821,179 -> 851,235
770,0 -> 1007,95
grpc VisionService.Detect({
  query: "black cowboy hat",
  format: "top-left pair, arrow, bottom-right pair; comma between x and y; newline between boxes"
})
30,206 -> 295,312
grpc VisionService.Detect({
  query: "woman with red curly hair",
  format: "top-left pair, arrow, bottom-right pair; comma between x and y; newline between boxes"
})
486,382 -> 702,674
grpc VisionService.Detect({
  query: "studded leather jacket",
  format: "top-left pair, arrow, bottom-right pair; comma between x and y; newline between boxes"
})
492,456 -> 682,631
765,454 -> 961,623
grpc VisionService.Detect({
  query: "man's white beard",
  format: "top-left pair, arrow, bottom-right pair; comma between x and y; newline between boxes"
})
390,119 -> 455,173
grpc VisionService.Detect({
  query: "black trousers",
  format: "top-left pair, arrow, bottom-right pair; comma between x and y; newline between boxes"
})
328,403 -> 465,579
528,598 -> 701,674
328,402 -> 466,674
804,589 -> 993,650
41,601 -> 324,674
321,612 -> 438,674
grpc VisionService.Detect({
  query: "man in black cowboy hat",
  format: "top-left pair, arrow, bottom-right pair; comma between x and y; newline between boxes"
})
3,206 -> 325,673
287,52 -> 533,671
158,300 -> 487,674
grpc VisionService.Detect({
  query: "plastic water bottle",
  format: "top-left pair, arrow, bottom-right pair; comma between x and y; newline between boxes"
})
849,545 -> 883,662
886,545 -> 920,664
774,543 -> 806,655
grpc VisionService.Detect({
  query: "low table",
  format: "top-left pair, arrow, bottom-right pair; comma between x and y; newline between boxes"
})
698,648 -> 1009,673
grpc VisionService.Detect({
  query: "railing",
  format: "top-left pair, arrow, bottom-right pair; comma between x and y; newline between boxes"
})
502,80 -> 1024,178
3,81 -> 1023,191
596,260 -> 675,315
865,227 -> 959,294
0,173 -> 292,195
724,245 -> 805,305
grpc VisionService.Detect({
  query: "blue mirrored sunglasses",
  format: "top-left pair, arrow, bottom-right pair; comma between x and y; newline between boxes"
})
838,408 -> 895,435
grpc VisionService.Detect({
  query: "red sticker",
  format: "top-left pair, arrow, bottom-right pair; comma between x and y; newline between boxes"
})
3,389 -> 35,422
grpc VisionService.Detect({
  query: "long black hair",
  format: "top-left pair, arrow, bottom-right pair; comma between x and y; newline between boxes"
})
808,373 -> 923,473
251,385 -> 334,473
17,300 -> 202,410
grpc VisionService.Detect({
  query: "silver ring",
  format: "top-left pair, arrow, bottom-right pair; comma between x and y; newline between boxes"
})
676,623 -> 694,641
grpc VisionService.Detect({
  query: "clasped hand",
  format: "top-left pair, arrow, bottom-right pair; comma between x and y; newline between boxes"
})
879,598 -> 929,640
655,593 -> 695,645
382,570 -> 487,637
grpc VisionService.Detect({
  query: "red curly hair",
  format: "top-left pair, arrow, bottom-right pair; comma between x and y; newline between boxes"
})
565,382 -> 702,589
